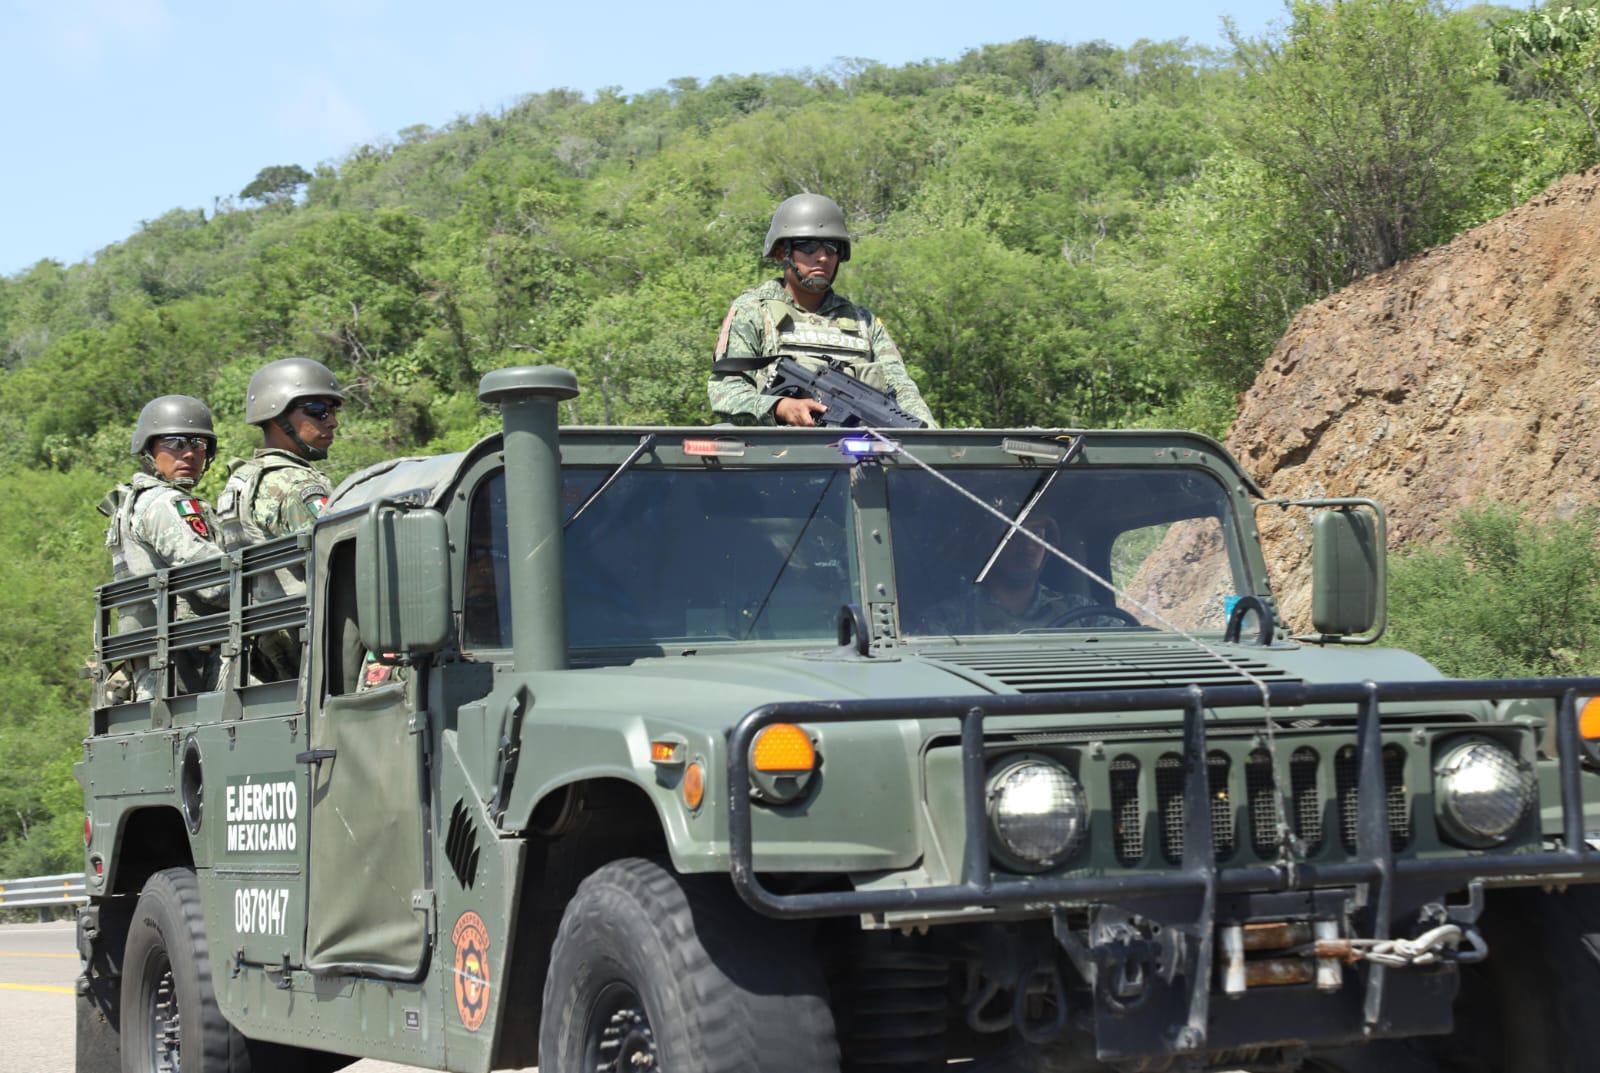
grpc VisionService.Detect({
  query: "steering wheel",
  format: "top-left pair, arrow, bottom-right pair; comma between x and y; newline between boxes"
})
1042,604 -> 1141,630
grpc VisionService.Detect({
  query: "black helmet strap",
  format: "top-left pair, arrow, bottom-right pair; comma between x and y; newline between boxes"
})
274,413 -> 328,462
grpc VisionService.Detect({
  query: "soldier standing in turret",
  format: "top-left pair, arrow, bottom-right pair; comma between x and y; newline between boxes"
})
99,396 -> 228,700
216,356 -> 343,680
709,193 -> 936,427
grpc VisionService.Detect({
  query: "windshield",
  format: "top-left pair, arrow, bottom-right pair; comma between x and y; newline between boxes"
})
888,466 -> 1247,637
465,467 -> 855,650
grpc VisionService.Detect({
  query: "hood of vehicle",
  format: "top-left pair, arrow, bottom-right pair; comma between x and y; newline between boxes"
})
547,638 -> 1443,722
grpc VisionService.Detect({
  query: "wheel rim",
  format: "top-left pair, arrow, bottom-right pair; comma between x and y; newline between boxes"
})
585,980 -> 657,1073
146,952 -> 182,1073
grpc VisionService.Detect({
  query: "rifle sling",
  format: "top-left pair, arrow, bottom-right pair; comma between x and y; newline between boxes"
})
711,355 -> 777,373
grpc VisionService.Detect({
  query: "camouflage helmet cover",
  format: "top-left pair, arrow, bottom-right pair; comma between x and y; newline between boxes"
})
131,395 -> 216,456
763,193 -> 852,261
246,357 -> 346,425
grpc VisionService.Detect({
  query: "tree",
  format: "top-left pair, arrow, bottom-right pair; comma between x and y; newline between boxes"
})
1490,6 -> 1600,160
1227,0 -> 1483,281
240,164 -> 312,204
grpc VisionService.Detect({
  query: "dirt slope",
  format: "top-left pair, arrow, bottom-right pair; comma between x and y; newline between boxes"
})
1228,168 -> 1600,629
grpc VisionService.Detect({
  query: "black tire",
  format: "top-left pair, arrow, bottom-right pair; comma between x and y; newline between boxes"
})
1426,886 -> 1600,1073
121,867 -> 250,1073
539,857 -> 840,1073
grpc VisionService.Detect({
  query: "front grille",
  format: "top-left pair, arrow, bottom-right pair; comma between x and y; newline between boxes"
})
1154,752 -> 1237,862
1157,754 -> 1185,863
1110,756 -> 1143,865
1209,752 -> 1235,861
1111,740 -> 1411,866
1246,750 -> 1279,857
924,643 -> 1303,694
1291,747 -> 1324,854
1336,744 -> 1410,852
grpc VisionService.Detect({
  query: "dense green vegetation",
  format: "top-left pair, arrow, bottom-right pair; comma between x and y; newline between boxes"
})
1389,506 -> 1600,679
4,0 -> 1599,877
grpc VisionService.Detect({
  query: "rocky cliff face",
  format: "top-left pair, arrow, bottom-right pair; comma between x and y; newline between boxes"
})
1228,168 -> 1600,629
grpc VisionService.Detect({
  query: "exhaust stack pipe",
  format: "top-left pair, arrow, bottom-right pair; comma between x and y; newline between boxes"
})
477,366 -> 579,673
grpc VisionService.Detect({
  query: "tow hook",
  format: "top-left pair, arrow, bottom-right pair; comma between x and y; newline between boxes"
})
1056,909 -> 1187,1012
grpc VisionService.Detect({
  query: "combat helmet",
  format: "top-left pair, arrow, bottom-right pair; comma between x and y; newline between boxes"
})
131,395 -> 216,458
246,357 -> 345,424
763,193 -> 852,262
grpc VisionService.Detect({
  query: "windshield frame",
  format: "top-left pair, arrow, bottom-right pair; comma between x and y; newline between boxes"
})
881,458 -> 1258,642
436,428 -> 1272,660
458,457 -> 865,658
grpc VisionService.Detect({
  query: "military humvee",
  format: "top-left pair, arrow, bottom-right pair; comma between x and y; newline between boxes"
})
76,366 -> 1600,1073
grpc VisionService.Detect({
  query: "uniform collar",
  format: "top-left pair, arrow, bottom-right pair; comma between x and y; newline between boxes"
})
761,277 -> 851,317
130,472 -> 181,492
251,448 -> 317,468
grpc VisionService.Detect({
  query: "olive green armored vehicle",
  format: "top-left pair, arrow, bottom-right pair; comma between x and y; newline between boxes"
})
75,367 -> 1600,1073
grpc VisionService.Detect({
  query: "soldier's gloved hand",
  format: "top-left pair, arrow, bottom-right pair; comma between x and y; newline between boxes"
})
775,397 -> 828,427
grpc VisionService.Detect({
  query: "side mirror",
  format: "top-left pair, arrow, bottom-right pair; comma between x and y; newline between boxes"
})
356,504 -> 452,656
1310,506 -> 1386,642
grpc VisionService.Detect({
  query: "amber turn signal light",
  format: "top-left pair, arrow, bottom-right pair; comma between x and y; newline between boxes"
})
682,761 -> 706,811
1580,697 -> 1600,741
752,724 -> 816,773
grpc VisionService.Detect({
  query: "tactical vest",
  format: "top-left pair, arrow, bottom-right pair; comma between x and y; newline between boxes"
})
217,452 -> 316,550
715,299 -> 890,393
100,476 -> 202,631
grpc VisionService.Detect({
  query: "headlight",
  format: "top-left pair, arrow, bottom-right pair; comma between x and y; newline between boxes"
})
1436,740 -> 1534,847
987,758 -> 1086,870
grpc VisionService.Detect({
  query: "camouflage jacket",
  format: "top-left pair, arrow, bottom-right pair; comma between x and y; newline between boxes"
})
100,473 -> 227,630
217,449 -> 331,603
217,450 -> 332,548
708,279 -> 935,426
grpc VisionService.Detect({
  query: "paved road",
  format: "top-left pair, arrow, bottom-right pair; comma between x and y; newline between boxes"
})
0,922 -> 531,1073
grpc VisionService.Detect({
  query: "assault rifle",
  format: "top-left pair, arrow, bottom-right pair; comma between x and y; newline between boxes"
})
764,356 -> 928,429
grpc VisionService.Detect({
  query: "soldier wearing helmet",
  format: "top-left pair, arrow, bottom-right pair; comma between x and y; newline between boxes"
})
216,357 -> 344,680
217,357 -> 344,549
709,193 -> 936,427
98,396 -> 228,700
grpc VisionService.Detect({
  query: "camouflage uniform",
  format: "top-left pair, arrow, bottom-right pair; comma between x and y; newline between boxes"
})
217,449 -> 332,547
100,473 -> 227,700
216,450 -> 332,680
918,583 -> 1108,636
708,279 -> 936,426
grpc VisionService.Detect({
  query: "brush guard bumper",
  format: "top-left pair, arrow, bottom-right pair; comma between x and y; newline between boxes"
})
727,678 -> 1600,1060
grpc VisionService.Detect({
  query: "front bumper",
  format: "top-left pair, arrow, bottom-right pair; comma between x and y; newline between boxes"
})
727,677 -> 1600,1059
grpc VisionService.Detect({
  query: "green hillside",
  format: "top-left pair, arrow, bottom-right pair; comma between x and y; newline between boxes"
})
3,0 -> 1597,877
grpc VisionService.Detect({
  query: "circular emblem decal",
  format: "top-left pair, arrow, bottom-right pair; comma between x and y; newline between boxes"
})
452,910 -> 491,1031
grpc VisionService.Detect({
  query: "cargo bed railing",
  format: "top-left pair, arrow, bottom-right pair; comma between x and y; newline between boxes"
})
94,533 -> 310,708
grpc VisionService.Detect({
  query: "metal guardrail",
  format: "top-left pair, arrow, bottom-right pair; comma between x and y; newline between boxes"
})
0,872 -> 88,909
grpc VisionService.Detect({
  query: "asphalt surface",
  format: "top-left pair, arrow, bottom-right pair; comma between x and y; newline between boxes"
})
0,922 -> 532,1073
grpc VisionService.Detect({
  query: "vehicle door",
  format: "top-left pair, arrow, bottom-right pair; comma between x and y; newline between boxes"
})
302,520 -> 432,977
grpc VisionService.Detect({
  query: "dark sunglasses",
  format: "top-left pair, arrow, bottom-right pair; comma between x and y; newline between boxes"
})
790,239 -> 842,257
155,435 -> 211,453
296,400 -> 341,420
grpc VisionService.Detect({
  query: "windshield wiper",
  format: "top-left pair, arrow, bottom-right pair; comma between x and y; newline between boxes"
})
564,433 -> 657,528
973,437 -> 1084,583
